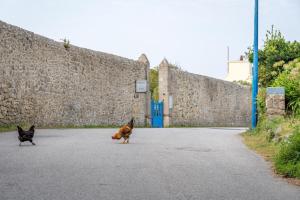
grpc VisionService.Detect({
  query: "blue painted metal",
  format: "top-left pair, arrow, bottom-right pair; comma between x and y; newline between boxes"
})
252,0 -> 259,129
151,100 -> 164,128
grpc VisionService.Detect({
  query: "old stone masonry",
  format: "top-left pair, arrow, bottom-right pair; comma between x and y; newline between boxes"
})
0,20 -> 150,127
0,20 -> 251,127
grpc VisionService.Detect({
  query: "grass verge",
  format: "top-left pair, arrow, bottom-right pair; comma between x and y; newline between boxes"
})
241,116 -> 300,185
0,125 -> 17,133
242,132 -> 279,161
0,124 -> 151,133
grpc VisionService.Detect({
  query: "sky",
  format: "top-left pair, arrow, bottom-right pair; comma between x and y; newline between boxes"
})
0,0 -> 299,79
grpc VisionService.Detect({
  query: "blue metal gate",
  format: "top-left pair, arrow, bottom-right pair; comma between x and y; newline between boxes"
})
151,100 -> 163,128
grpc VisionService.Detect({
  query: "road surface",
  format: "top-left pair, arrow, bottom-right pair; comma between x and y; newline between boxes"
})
0,128 -> 299,200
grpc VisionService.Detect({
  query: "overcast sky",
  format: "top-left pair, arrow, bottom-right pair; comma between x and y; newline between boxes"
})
0,0 -> 299,79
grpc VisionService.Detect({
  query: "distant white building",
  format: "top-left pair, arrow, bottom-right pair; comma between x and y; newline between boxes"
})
225,56 -> 252,83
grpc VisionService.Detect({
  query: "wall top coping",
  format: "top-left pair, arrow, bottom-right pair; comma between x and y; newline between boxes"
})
267,87 -> 285,95
0,20 -> 143,65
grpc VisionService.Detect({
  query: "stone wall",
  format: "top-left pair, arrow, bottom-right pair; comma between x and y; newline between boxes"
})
159,59 -> 251,127
266,87 -> 285,117
0,20 -> 150,127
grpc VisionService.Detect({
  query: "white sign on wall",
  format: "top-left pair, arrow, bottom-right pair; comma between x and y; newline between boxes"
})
135,80 -> 147,93
169,95 -> 173,109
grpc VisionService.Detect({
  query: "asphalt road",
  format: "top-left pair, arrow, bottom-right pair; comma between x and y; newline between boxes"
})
0,128 -> 299,200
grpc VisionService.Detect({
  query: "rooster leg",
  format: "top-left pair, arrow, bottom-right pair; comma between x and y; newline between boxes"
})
123,138 -> 129,144
19,142 -> 22,146
29,139 -> 36,145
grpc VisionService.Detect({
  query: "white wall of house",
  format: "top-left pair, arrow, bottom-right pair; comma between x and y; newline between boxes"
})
225,60 -> 252,83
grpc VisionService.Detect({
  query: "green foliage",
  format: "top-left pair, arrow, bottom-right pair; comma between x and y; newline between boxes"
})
0,122 -> 35,133
253,116 -> 284,142
257,88 -> 266,117
251,116 -> 266,134
247,26 -> 300,117
265,117 -> 284,142
272,58 -> 300,116
247,25 -> 300,87
233,80 -> 251,86
150,67 -> 159,101
243,114 -> 300,179
0,124 -> 17,133
275,125 -> 300,178
61,38 -> 70,50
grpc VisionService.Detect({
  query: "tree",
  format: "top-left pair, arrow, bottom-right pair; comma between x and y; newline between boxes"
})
150,67 -> 159,101
272,58 -> 300,116
247,25 -> 300,87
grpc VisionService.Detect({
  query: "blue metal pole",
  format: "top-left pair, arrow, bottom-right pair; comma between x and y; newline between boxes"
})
252,0 -> 259,128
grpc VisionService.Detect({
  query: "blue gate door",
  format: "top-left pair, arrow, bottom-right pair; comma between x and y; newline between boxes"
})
151,100 -> 164,128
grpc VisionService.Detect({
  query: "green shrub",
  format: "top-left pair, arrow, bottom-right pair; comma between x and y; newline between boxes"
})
249,117 -> 265,135
61,38 -> 70,50
251,116 -> 283,140
272,58 -> 300,116
247,26 -> 300,87
275,125 -> 300,178
233,80 -> 251,86
264,117 -> 284,142
257,88 -> 266,117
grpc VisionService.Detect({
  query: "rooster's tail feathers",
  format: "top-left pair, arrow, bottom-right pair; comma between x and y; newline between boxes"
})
29,125 -> 35,131
128,118 -> 135,128
17,126 -> 23,132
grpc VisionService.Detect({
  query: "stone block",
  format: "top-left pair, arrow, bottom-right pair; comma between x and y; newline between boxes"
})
266,87 -> 285,117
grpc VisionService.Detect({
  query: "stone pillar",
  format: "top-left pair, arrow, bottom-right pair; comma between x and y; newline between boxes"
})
266,87 -> 285,117
158,58 -> 170,127
138,54 -> 151,126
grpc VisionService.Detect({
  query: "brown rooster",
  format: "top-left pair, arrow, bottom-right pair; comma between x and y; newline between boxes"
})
112,118 -> 134,144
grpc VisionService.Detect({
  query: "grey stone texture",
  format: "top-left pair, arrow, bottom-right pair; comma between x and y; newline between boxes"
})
0,20 -> 149,126
266,94 -> 285,117
159,60 -> 251,127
